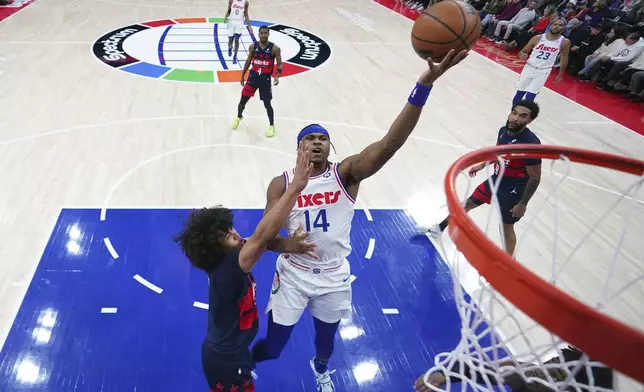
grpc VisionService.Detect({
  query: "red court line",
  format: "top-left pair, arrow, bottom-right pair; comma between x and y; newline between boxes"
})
372,0 -> 644,135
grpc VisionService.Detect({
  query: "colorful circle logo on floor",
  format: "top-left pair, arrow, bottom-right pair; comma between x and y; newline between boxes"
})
92,17 -> 332,83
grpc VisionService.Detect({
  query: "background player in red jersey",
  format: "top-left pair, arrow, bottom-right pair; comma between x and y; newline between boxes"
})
232,25 -> 282,138
418,100 -> 542,256
173,143 -> 315,392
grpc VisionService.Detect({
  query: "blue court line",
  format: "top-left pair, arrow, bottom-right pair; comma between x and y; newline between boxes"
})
158,25 -> 173,66
212,23 -> 228,70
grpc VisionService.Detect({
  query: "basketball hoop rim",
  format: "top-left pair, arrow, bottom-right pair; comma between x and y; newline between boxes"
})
444,144 -> 644,382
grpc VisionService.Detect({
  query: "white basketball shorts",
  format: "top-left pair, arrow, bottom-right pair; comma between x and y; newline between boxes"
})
266,255 -> 352,326
516,64 -> 552,94
227,20 -> 245,37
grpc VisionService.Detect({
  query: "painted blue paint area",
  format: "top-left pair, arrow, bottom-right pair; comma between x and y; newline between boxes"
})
121,62 -> 170,78
0,209 -> 506,391
213,23 -> 228,70
158,25 -> 172,66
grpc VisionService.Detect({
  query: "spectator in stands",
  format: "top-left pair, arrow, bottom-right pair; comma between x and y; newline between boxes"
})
595,37 -> 644,90
488,0 -> 538,42
617,0 -> 644,24
567,22 -> 607,72
579,33 -> 644,83
596,43 -> 644,88
574,0 -> 609,25
480,0 -> 510,29
604,50 -> 644,95
562,0 -> 579,19
575,25 -> 628,76
566,18 -> 591,45
484,0 -> 528,37
504,5 -> 559,49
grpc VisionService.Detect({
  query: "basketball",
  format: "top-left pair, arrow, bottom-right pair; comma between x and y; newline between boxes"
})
411,0 -> 482,62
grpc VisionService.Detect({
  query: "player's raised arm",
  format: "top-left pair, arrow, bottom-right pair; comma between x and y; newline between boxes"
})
239,143 -> 312,272
337,49 -> 468,185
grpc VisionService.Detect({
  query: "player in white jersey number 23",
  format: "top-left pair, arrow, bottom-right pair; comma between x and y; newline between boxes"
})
249,49 -> 469,392
512,18 -> 570,105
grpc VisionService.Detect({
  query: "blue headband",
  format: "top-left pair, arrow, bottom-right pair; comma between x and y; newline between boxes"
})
297,124 -> 329,147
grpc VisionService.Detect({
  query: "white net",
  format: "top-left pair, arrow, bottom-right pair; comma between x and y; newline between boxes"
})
421,151 -> 644,392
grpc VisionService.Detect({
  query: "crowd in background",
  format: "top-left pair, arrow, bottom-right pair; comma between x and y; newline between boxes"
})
403,0 -> 644,102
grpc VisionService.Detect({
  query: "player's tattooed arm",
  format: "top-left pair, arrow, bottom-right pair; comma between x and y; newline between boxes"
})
263,174 -> 317,257
240,44 -> 255,83
556,39 -> 571,83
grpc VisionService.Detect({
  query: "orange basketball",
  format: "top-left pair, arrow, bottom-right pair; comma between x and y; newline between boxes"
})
411,0 -> 481,62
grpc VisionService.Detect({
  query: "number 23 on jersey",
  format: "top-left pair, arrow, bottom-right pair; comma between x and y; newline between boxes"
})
304,209 -> 330,232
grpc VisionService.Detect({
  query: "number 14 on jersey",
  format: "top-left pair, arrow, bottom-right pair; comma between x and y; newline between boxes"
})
304,209 -> 330,232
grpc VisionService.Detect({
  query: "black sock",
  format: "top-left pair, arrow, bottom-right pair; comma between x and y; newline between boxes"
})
237,95 -> 250,118
439,217 -> 449,231
264,100 -> 274,126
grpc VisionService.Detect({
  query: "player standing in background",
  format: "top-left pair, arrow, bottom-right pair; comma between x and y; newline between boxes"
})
224,0 -> 251,64
512,18 -> 571,105
251,49 -> 468,392
173,144 -> 316,392
418,100 -> 542,257
232,26 -> 282,138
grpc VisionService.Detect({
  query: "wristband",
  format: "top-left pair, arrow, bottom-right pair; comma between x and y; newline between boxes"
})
408,83 -> 432,107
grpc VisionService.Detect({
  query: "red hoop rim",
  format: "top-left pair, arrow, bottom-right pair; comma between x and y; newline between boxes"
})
444,144 -> 644,382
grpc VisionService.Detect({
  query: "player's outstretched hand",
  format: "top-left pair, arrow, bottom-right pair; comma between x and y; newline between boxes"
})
289,224 -> 319,259
418,49 -> 468,86
274,77 -> 280,86
414,370 -> 446,392
290,141 -> 313,193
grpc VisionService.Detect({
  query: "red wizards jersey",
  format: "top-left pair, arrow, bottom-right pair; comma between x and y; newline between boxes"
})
493,126 -> 541,184
251,42 -> 275,75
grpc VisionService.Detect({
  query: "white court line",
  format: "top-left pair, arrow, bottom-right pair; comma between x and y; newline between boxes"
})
133,274 -> 163,294
2,114 -> 639,207
100,144 -> 296,221
103,237 -> 119,259
193,301 -> 209,310
382,308 -> 400,315
348,274 -> 357,284
0,41 -> 91,44
365,238 -> 376,259
100,307 -> 118,314
363,208 -> 373,221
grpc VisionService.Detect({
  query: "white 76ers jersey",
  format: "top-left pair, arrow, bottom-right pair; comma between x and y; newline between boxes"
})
229,0 -> 246,22
527,34 -> 564,71
282,163 -> 355,269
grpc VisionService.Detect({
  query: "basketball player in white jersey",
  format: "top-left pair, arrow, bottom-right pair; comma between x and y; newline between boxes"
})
250,49 -> 469,392
224,0 -> 251,64
512,18 -> 571,105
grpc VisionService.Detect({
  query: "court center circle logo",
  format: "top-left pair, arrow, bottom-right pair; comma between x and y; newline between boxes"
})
92,17 -> 332,83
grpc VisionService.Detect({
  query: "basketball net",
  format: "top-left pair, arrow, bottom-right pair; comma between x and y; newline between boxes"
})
422,145 -> 644,392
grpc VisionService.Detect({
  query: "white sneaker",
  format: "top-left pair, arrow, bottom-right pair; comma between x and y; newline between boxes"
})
417,223 -> 443,237
310,358 -> 336,392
